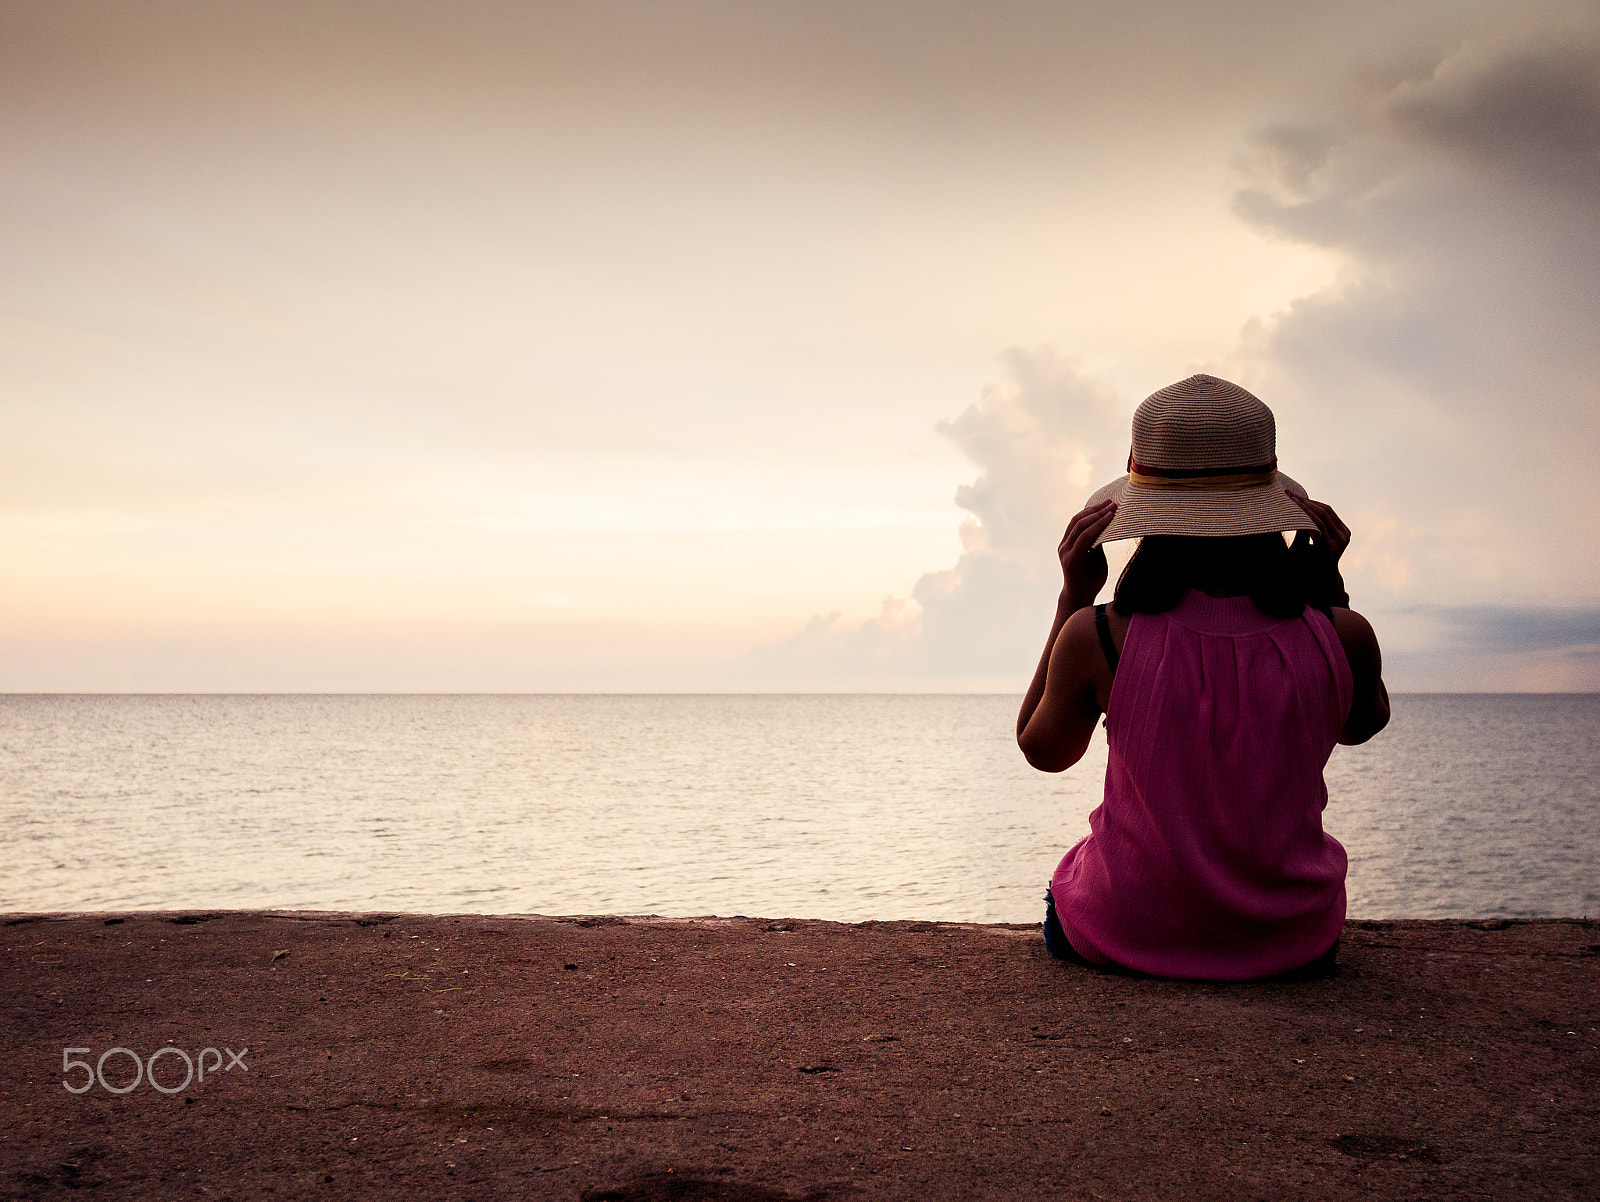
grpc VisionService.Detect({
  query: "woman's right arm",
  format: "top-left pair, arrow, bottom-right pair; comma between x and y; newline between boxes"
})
1332,607 -> 1390,744
1291,493 -> 1390,744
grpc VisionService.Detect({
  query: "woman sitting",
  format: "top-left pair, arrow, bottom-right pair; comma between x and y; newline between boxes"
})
1017,374 -> 1390,981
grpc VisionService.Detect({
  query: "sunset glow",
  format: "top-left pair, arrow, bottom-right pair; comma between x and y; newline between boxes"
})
3,0 -> 1597,690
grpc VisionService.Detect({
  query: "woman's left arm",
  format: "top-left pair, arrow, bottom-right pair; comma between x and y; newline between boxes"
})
1017,500 -> 1117,772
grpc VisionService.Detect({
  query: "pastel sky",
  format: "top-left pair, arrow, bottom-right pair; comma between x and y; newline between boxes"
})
3,0 -> 1597,691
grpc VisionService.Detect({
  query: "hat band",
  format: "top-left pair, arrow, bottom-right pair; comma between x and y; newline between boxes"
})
1128,459 -> 1277,491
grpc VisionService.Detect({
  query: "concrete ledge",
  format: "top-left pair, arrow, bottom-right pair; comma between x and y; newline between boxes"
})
4,913 -> 1597,1199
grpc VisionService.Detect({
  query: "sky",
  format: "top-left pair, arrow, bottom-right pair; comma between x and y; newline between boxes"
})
2,0 -> 1597,692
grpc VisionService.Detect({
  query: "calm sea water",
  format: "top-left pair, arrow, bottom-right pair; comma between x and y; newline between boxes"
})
1,695 -> 1594,923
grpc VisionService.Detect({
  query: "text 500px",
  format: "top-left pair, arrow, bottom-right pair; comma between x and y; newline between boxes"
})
62,1046 -> 248,1094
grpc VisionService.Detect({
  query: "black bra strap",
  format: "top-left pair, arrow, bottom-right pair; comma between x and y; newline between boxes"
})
1094,603 -> 1120,673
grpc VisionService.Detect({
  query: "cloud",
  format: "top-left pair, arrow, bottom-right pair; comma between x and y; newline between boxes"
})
1383,603 -> 1600,690
9,2 -> 1595,691
1413,605 -> 1600,656
750,349 -> 1128,677
1232,7 -> 1600,605
758,5 -> 1600,690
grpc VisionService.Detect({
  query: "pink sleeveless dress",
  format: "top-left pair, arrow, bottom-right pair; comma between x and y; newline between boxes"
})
1050,590 -> 1353,980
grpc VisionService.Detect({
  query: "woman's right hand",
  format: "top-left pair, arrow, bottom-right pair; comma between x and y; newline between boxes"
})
1290,494 -> 1352,607
1290,494 -> 1350,562
1057,499 -> 1117,610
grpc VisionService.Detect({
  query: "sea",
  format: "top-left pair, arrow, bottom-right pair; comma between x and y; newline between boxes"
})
1,694 -> 1594,924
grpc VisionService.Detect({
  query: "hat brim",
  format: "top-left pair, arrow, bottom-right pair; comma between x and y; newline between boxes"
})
1089,471 -> 1317,546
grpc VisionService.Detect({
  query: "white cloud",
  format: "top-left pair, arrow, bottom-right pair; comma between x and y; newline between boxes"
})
6,1 -> 1595,690
1234,6 -> 1600,609
1231,7 -> 1600,685
750,350 -> 1129,678
758,5 -> 1600,690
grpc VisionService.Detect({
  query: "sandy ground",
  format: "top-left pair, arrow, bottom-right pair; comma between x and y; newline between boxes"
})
3,911 -> 1597,1200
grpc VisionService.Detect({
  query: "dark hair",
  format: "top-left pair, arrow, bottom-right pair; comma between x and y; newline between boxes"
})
1112,533 -> 1310,619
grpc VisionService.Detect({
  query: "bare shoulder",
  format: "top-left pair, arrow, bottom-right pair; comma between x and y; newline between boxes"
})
1057,603 -> 1120,659
1053,603 -> 1117,712
1329,606 -> 1390,743
1056,601 -> 1128,652
1053,604 -> 1107,669
1328,607 -> 1381,656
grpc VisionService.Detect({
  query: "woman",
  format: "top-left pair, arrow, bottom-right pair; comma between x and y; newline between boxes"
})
1017,374 -> 1390,981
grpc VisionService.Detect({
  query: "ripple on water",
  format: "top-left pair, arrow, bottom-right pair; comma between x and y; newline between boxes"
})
1,693 -> 1595,920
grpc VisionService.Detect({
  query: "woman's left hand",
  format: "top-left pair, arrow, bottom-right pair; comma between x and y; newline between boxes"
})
1057,498 -> 1117,609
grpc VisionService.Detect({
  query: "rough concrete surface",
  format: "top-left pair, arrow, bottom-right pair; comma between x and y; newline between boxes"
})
3,912 -> 1597,1199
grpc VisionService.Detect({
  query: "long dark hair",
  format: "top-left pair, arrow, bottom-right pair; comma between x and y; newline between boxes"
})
1112,533 -> 1311,619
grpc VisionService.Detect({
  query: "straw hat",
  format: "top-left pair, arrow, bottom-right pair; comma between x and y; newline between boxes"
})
1089,374 -> 1318,545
